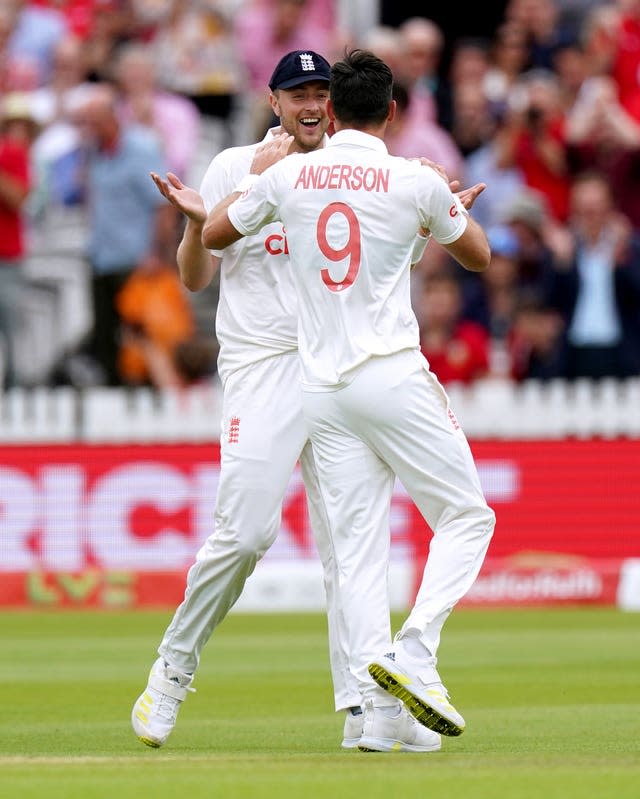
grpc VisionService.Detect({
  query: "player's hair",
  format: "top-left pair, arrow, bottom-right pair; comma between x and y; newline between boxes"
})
330,49 -> 393,127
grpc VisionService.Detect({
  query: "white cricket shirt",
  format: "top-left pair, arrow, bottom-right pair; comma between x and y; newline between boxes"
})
201,128 -> 329,383
228,129 -> 468,388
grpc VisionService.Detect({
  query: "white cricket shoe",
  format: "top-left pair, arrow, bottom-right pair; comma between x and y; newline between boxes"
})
131,657 -> 194,747
342,706 -> 364,749
368,646 -> 465,737
358,701 -> 441,753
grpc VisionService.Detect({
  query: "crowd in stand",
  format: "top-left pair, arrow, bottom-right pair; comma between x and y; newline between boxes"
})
1,0 -> 640,390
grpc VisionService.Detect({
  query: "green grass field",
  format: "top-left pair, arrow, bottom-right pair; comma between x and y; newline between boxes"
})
1,607 -> 638,798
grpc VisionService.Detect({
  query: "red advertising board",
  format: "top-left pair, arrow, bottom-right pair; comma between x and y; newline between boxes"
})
1,440 -> 638,608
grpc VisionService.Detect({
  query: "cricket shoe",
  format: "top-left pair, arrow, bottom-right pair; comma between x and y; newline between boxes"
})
358,701 -> 441,753
342,706 -> 364,749
131,657 -> 195,747
368,646 -> 465,737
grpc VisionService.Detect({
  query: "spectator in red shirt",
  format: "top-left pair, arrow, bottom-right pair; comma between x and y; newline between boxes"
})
612,0 -> 640,117
501,68 -> 571,221
0,92 -> 36,387
417,271 -> 490,385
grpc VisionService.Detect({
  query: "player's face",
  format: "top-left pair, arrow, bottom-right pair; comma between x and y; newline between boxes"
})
270,81 -> 330,153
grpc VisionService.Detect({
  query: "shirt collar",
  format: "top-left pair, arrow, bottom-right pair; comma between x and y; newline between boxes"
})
327,129 -> 388,153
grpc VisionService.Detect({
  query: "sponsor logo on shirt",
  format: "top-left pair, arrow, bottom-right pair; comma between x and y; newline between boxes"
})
264,227 -> 289,255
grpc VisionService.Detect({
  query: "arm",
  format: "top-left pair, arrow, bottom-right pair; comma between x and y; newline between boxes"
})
443,215 -> 491,272
202,131 -> 293,251
151,171 -> 219,291
417,179 -> 490,271
201,190 -> 246,251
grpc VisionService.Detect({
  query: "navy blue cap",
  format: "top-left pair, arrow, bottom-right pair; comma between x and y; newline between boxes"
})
268,50 -> 331,91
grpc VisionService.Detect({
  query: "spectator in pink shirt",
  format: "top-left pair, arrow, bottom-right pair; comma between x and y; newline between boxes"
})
385,82 -> 465,183
395,16 -> 444,125
113,42 -> 201,180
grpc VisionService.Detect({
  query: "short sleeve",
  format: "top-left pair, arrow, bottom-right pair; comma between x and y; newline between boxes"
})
227,165 -> 280,236
416,167 -> 468,245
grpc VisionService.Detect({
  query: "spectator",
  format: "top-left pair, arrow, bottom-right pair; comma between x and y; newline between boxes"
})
551,40 -> 589,109
7,0 -> 69,86
115,255 -> 196,387
509,291 -> 566,380
0,92 -> 37,388
612,0 -> 640,118
499,189 -> 560,301
506,0 -> 576,71
437,36 -> 496,157
360,25 -> 403,78
28,35 -> 94,215
448,77 -> 498,158
73,83 -> 173,386
483,21 -> 531,121
396,16 -> 444,125
565,75 -> 640,229
385,82 -> 465,183
550,171 -> 640,379
417,271 -> 490,385
82,0 -> 137,82
579,2 -> 622,79
462,224 -> 523,377
149,0 -> 244,152
0,3 -> 39,92
465,116 -> 526,230
112,41 -> 201,180
500,69 -> 571,221
29,34 -> 92,128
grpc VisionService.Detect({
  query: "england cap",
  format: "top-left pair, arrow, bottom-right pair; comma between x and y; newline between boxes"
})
268,50 -> 331,91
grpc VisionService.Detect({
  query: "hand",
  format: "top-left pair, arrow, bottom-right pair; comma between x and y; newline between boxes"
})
456,182 -> 486,212
249,131 -> 294,175
417,182 -> 486,238
150,172 -> 207,224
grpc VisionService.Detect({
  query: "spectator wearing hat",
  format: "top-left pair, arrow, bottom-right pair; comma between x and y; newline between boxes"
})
0,92 -> 38,387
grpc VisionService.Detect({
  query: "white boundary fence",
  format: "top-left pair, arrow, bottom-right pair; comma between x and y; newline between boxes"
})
0,377 -> 639,443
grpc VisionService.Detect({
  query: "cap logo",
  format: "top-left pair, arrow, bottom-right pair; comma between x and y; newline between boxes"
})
300,53 -> 315,71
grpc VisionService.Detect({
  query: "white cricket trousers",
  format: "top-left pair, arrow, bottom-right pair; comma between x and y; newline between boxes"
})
302,348 -> 495,704
159,349 -> 360,711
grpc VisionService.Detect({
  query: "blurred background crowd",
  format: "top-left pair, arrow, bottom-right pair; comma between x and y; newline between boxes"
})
2,0 -> 640,392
